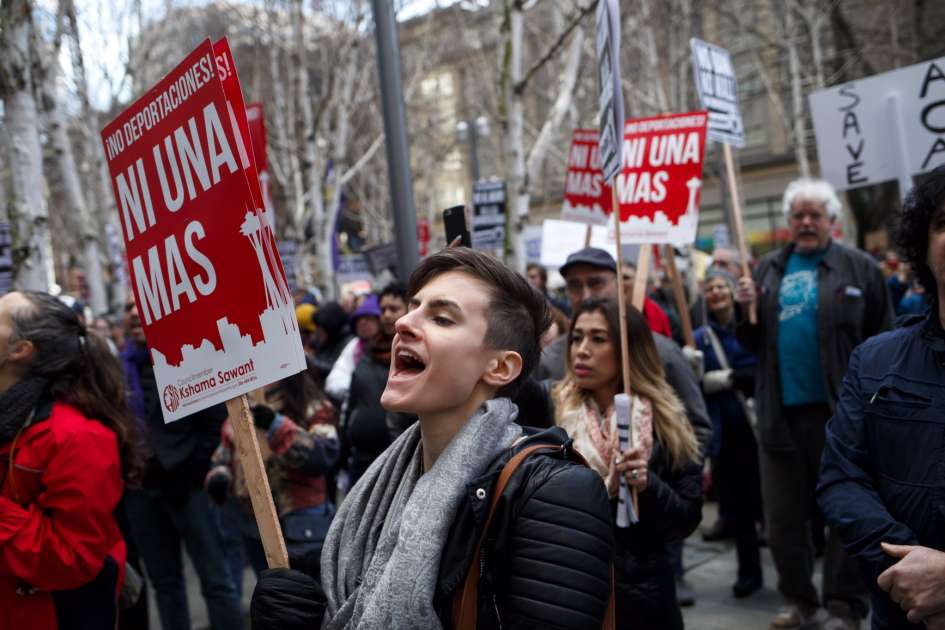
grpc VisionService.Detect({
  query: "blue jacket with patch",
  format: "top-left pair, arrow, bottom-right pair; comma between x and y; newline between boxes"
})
817,310 -> 945,630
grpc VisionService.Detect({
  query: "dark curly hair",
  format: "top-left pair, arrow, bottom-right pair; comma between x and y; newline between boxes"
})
894,164 -> 945,302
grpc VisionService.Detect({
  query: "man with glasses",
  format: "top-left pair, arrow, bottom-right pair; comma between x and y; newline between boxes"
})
735,178 -> 893,630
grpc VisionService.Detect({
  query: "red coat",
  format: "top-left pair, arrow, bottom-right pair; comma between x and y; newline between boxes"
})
0,402 -> 125,630
643,297 -> 673,338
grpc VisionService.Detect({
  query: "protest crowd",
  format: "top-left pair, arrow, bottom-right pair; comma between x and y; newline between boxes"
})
4,168 -> 945,630
3,2 -> 945,630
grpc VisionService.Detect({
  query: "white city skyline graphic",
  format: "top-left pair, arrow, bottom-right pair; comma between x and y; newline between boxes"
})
611,176 -> 703,246
152,205 -> 306,423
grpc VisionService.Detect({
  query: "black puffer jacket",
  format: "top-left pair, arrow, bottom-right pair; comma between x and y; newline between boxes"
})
343,354 -> 392,475
251,426 -> 614,630
434,426 -> 614,629
613,439 -> 703,630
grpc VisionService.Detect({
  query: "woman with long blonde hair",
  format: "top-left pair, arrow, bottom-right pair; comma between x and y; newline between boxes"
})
554,298 -> 703,630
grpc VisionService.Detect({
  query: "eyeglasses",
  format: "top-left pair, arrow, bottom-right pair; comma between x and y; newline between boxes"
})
565,275 -> 612,295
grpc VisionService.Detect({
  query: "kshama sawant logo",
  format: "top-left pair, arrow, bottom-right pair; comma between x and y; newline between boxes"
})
161,358 -> 258,413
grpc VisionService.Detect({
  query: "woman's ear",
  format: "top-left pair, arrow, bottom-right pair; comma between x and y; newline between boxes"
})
482,350 -> 523,389
9,339 -> 35,365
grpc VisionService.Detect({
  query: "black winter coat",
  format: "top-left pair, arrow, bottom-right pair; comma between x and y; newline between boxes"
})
736,240 -> 893,452
613,439 -> 703,630
137,359 -> 227,494
343,354 -> 392,469
251,426 -> 614,630
434,426 -> 614,629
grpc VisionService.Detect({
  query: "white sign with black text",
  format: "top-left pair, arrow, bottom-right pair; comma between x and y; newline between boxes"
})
690,38 -> 745,147
809,55 -> 945,195
472,180 -> 507,251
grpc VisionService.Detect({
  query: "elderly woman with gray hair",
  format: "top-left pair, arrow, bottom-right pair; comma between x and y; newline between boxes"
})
695,268 -> 762,598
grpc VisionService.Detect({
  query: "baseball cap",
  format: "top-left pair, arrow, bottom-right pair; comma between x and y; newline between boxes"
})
559,247 -> 618,277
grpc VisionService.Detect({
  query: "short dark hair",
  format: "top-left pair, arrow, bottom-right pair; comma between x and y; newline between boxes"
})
407,248 -> 551,398
895,164 -> 945,301
526,262 -> 547,284
380,282 -> 406,303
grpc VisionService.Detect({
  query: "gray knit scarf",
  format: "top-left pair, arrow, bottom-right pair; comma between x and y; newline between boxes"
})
320,398 -> 522,629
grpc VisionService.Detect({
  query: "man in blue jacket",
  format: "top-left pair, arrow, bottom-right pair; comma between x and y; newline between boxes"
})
818,165 -> 945,630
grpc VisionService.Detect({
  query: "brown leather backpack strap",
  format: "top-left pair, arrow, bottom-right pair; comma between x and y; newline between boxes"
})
452,443 -> 563,630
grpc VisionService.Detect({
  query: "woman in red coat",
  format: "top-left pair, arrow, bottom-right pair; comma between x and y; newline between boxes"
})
0,291 -> 142,630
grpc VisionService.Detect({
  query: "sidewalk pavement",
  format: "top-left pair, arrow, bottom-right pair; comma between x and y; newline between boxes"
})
682,502 -> 826,630
158,502 -> 822,630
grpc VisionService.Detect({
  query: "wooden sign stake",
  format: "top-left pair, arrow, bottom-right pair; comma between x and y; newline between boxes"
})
721,143 -> 756,324
225,394 -> 289,568
611,190 -> 639,518
663,244 -> 695,348
631,245 -> 650,311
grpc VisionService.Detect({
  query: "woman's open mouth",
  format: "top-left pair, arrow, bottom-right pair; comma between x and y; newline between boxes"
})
393,348 -> 427,378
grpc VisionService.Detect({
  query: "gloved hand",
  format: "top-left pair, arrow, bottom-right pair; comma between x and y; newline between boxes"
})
681,346 -> 705,381
251,404 -> 277,432
205,470 -> 231,505
251,568 -> 326,630
702,369 -> 734,394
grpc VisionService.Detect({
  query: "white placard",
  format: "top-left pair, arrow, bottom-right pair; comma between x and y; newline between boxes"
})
809,56 -> 945,194
539,219 -> 640,270
690,38 -> 745,147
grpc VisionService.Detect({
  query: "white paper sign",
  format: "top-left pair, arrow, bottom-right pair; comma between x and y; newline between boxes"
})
690,38 -> 745,147
595,0 -> 625,183
809,56 -> 945,193
539,220 -> 639,270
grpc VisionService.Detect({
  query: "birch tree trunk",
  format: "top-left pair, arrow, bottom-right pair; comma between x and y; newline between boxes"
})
291,0 -> 333,295
64,0 -> 122,312
503,1 -> 527,271
0,0 -> 54,292
43,73 -> 108,314
266,6 -> 304,239
784,5 -> 811,176
503,2 -> 587,271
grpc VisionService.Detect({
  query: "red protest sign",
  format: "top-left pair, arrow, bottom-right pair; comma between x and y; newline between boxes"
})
246,103 -> 267,172
100,39 -> 305,422
561,129 -> 613,225
614,111 -> 708,245
246,102 -> 275,215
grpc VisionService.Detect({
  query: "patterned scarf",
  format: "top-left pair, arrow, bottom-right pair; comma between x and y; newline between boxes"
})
583,399 -> 619,470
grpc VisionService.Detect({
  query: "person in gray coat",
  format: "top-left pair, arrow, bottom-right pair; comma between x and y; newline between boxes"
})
735,178 -> 894,630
